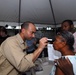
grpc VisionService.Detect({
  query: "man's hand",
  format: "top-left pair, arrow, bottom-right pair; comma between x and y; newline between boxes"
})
33,37 -> 48,62
38,37 -> 48,50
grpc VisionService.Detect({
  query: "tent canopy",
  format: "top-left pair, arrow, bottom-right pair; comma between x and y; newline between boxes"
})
0,0 -> 76,25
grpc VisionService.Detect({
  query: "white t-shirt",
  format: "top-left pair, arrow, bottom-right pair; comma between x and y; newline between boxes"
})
50,55 -> 76,75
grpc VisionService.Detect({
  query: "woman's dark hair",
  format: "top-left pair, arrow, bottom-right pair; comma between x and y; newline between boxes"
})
57,31 -> 74,51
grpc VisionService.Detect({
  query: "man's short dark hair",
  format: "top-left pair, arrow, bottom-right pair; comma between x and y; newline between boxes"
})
62,20 -> 73,26
21,21 -> 34,29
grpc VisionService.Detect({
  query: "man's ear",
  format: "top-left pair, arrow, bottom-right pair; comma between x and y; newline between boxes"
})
22,28 -> 26,34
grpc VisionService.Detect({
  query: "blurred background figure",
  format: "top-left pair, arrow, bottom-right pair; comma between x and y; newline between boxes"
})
26,37 -> 37,54
0,26 -> 9,45
56,20 -> 75,33
61,20 -> 75,33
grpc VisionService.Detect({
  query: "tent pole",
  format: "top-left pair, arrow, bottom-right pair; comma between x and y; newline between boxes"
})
49,0 -> 57,34
18,0 -> 21,26
18,0 -> 21,31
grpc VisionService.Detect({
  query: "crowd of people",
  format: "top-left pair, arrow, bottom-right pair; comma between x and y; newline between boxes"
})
0,20 -> 76,75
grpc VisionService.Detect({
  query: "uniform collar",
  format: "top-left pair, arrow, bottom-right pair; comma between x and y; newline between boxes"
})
16,33 -> 24,45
